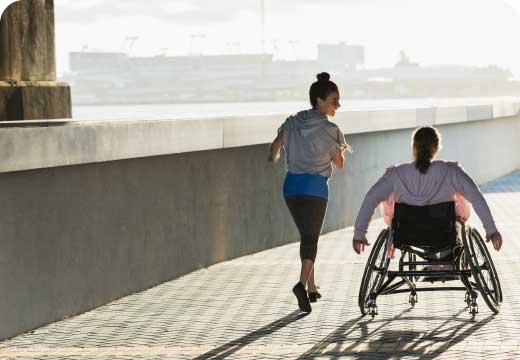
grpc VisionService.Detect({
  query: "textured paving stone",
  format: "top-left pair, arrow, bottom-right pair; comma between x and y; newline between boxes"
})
1,171 -> 520,359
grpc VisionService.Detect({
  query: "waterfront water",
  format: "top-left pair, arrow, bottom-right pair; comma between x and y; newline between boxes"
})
72,96 -> 520,121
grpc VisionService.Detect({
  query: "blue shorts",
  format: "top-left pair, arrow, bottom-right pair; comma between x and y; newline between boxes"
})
283,172 -> 329,199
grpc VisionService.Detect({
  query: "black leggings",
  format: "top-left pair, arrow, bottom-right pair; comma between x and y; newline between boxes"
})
284,195 -> 328,262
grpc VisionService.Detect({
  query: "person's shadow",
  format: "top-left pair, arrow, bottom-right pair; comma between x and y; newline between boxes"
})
297,308 -> 495,359
192,310 -> 308,359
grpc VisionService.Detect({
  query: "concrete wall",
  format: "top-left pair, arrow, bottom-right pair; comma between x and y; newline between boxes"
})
0,104 -> 519,340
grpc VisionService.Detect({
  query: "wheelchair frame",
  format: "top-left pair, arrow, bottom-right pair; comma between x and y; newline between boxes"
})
358,224 -> 502,318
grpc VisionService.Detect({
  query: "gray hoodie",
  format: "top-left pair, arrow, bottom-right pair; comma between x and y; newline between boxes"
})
354,160 -> 498,239
280,109 -> 347,178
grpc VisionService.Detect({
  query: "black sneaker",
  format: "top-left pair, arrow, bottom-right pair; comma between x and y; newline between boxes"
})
308,291 -> 322,303
292,282 -> 312,313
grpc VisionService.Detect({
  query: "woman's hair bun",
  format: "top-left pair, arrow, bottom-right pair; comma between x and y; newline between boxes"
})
316,72 -> 330,82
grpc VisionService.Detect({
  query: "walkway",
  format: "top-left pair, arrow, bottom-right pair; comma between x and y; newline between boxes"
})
2,171 -> 520,359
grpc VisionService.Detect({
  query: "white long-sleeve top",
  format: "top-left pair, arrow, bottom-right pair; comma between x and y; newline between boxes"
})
353,160 -> 498,240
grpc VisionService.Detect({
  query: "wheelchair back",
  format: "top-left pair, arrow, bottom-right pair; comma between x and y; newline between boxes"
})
392,201 -> 457,252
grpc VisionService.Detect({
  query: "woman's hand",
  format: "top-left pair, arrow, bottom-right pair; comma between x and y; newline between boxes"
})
487,231 -> 503,251
353,238 -> 370,254
267,152 -> 280,163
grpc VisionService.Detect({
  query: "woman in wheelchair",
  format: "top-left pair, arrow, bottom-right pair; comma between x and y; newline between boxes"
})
352,126 -> 503,317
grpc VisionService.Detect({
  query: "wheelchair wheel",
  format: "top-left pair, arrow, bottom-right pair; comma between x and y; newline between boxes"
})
358,228 -> 390,316
462,226 -> 501,314
471,228 -> 503,303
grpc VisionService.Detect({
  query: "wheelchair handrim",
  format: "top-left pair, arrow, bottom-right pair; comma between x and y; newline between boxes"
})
471,228 -> 503,303
358,228 -> 390,315
463,226 -> 500,313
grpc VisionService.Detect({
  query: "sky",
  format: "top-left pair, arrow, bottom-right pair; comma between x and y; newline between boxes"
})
20,0 -> 520,77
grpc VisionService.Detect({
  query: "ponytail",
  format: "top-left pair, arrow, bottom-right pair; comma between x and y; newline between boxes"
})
412,126 -> 441,174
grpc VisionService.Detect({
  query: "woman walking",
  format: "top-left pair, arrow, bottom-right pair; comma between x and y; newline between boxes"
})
268,72 -> 350,313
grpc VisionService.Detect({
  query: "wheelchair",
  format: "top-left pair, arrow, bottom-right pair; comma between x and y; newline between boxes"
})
358,201 -> 502,318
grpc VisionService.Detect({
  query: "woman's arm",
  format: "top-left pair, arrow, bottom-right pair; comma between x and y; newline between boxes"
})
353,172 -> 394,253
452,164 -> 497,235
267,130 -> 283,163
332,127 -> 350,169
332,150 -> 345,169
452,164 -> 502,250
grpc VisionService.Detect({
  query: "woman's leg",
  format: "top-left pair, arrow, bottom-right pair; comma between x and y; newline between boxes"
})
301,197 -> 327,292
307,266 -> 317,292
285,196 -> 328,288
300,259 -> 314,287
285,195 -> 328,311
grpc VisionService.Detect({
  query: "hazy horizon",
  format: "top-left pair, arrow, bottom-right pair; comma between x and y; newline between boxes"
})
50,0 -> 520,77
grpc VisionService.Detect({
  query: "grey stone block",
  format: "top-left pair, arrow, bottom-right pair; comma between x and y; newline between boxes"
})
0,0 -> 70,121
0,83 -> 71,120
0,0 -> 56,81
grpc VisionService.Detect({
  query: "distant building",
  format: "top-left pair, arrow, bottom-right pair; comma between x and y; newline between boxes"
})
318,43 -> 364,71
63,44 -> 517,105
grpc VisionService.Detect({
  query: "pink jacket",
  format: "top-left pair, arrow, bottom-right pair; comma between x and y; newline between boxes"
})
354,161 -> 497,240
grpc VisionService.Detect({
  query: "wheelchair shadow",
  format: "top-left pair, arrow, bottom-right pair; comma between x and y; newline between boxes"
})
192,310 -> 308,359
297,308 -> 495,359
293,315 -> 365,359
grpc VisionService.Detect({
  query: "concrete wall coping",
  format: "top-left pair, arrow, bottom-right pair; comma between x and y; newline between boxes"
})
1,101 -> 519,173
0,81 -> 69,87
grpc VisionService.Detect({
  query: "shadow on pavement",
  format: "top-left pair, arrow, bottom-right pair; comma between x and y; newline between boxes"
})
192,310 -> 308,360
298,308 -> 495,359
